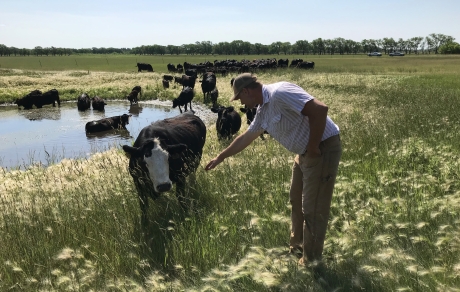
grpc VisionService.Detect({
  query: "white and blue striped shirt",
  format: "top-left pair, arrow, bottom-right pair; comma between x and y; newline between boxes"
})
248,82 -> 340,154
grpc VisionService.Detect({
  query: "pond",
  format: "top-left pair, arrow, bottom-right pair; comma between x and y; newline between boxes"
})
0,101 -> 184,170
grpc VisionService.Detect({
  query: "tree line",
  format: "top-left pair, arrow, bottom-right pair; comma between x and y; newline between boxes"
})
1,33 -> 459,57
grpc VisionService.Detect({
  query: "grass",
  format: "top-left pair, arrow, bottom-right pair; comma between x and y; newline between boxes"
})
1,55 -> 460,291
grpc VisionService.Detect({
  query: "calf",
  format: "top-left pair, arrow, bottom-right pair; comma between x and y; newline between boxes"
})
211,106 -> 242,140
162,79 -> 170,89
180,74 -> 197,89
210,87 -> 219,107
122,111 -> 206,223
127,88 -> 141,105
172,87 -> 194,113
85,114 -> 132,133
91,96 -> 107,111
77,93 -> 91,111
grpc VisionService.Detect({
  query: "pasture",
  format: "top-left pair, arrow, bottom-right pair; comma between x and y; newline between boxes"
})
1,55 -> 460,291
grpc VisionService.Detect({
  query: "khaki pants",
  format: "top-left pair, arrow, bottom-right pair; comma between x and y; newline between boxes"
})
289,135 -> 342,262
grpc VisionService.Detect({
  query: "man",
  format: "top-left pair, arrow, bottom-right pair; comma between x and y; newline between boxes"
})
205,73 -> 342,267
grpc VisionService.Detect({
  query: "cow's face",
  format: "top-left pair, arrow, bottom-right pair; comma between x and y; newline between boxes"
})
121,114 -> 132,125
123,139 -> 187,193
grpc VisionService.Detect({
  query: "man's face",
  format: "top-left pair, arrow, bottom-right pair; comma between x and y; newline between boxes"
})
238,88 -> 257,109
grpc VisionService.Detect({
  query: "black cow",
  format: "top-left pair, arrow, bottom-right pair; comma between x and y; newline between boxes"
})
136,63 -> 154,72
77,93 -> 91,111
122,111 -> 206,222
211,106 -> 242,140
185,69 -> 198,78
278,58 -> 289,67
240,105 -> 266,140
210,87 -> 219,107
126,86 -> 140,105
91,96 -> 107,111
200,72 -> 217,104
180,74 -> 197,89
290,59 -> 303,67
14,90 -> 42,109
297,61 -> 315,69
132,86 -> 142,97
167,63 -> 177,72
172,87 -> 194,113
35,89 -> 60,108
162,79 -> 170,89
85,114 -> 132,133
163,74 -> 174,81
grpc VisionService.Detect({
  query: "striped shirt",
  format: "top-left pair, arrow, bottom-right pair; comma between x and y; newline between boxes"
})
248,82 -> 340,154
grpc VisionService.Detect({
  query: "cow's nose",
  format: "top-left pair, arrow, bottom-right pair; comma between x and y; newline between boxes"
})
157,182 -> 172,192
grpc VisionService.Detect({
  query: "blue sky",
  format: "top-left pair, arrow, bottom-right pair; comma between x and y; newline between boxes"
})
1,0 -> 458,49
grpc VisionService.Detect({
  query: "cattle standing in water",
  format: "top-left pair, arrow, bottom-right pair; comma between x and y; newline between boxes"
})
136,63 -> 154,72
122,111 -> 207,223
127,86 -> 141,105
211,106 -> 242,140
91,96 -> 107,111
200,72 -> 217,104
85,114 -> 132,133
172,87 -> 194,113
35,89 -> 60,108
14,90 -> 42,109
77,93 -> 91,111
14,89 -> 60,109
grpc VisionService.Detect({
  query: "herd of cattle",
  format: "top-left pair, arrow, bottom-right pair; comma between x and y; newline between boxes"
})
12,58 -> 315,221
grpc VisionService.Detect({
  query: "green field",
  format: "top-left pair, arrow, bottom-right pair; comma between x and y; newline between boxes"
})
1,55 -> 460,291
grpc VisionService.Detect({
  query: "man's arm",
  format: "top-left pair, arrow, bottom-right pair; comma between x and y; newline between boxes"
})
205,129 -> 263,170
301,98 -> 328,157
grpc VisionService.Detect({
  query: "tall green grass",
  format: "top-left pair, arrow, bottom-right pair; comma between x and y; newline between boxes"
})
1,56 -> 460,291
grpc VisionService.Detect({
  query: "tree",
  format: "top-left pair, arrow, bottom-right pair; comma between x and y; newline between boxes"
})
293,40 -> 309,55
311,38 -> 325,55
428,33 -> 455,54
439,41 -> 460,54
281,42 -> 291,55
270,41 -> 283,55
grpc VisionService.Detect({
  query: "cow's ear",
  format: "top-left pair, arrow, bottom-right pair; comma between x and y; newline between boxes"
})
240,107 -> 247,113
141,140 -> 156,157
227,106 -> 234,112
122,145 -> 140,158
167,144 -> 188,159
211,107 -> 219,113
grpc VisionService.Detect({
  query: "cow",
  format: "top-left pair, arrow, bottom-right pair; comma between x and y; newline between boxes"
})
77,93 -> 91,111
136,63 -> 154,72
162,79 -> 170,89
210,87 -> 219,107
163,74 -> 174,81
167,63 -> 176,73
127,91 -> 139,105
185,69 -> 198,78
180,74 -> 197,89
296,61 -> 315,69
200,72 -> 217,104
34,89 -> 61,108
122,111 -> 207,223
290,59 -> 303,67
132,86 -> 142,97
211,106 -> 242,140
91,96 -> 107,111
278,58 -> 289,67
172,87 -> 194,113
240,105 -> 266,140
14,90 -> 42,109
85,114 -> 132,133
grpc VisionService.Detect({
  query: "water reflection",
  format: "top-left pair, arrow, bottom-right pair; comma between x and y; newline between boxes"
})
128,104 -> 143,116
18,107 -> 62,121
86,129 -> 132,140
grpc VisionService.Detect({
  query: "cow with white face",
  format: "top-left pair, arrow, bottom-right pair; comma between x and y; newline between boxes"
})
122,111 -> 206,224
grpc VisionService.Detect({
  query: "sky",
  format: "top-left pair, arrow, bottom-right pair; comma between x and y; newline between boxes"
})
1,0 -> 459,49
